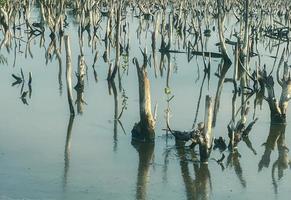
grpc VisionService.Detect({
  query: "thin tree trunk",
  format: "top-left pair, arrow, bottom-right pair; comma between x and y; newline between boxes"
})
64,35 -> 75,116
199,95 -> 214,163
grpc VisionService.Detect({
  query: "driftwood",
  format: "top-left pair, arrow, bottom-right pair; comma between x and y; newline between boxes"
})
131,49 -> 156,142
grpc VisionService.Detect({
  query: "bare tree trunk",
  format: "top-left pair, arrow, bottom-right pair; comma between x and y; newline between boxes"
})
259,56 -> 291,124
212,60 -> 231,126
108,3 -> 121,81
199,95 -> 213,163
216,0 -> 231,63
75,55 -> 86,114
212,0 -> 232,126
132,50 -> 156,142
64,35 -> 75,116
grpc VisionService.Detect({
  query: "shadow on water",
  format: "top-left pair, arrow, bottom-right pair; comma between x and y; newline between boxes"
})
132,141 -> 154,200
259,123 -> 291,194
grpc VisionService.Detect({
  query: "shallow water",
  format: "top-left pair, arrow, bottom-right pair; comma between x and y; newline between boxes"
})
0,2 -> 291,200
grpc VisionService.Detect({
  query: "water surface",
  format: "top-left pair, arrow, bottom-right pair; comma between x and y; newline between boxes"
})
0,1 -> 291,200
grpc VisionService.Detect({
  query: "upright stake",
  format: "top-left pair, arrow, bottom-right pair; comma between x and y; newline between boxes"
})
199,95 -> 214,163
64,35 -> 75,116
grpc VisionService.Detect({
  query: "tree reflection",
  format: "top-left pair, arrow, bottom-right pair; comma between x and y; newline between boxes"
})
2,0 -> 291,198
132,141 -> 154,200
259,123 -> 291,194
226,150 -> 246,188
259,124 -> 286,171
108,80 -> 119,152
63,115 -> 75,190
176,140 -> 211,200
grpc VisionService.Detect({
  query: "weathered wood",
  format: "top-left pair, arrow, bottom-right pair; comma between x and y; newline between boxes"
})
259,57 -> 291,124
75,55 -> 86,90
132,49 -> 156,142
216,0 -> 231,63
75,55 -> 86,114
109,2 -> 121,81
64,35 -> 75,116
199,95 -> 214,163
212,60 -> 231,127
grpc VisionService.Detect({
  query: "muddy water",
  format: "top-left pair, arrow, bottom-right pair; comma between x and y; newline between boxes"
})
0,6 -> 291,200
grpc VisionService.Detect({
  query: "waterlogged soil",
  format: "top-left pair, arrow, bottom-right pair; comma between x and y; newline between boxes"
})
0,4 -> 291,200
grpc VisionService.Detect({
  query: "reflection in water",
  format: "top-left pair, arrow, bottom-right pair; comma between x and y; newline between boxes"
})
109,80 -> 119,152
1,0 -> 291,199
212,56 -> 231,127
193,70 -> 207,129
176,140 -> 211,200
132,141 -> 154,200
108,63 -> 127,152
259,124 -> 291,194
162,147 -> 171,183
242,136 -> 257,155
226,150 -> 246,188
12,70 -> 32,105
63,116 -> 75,190
259,124 -> 286,171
